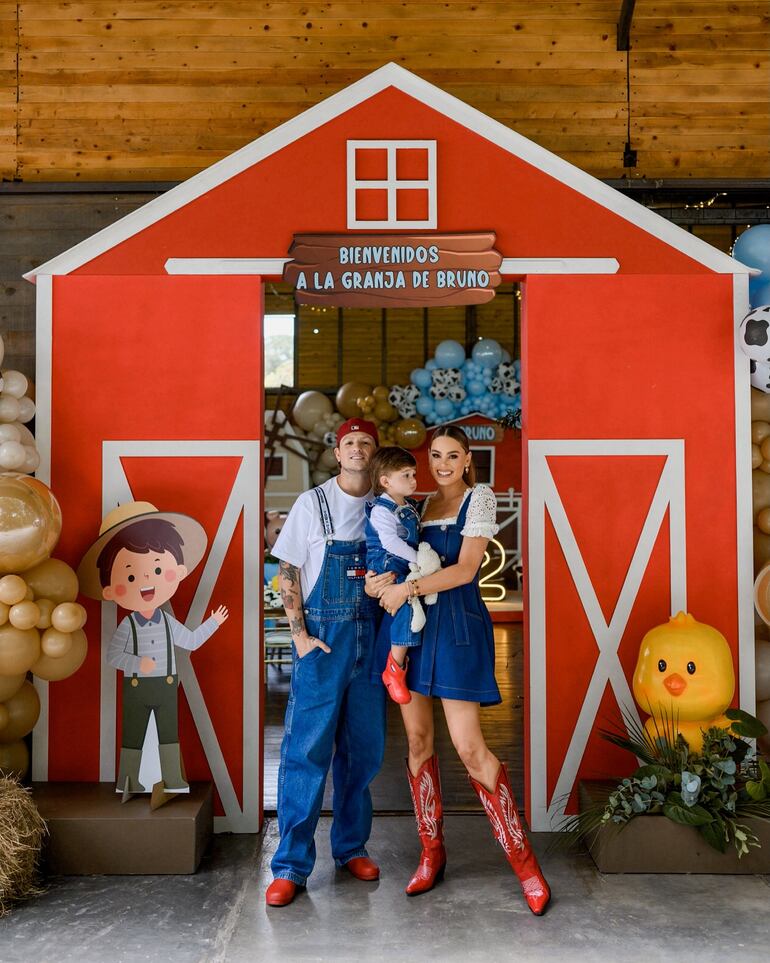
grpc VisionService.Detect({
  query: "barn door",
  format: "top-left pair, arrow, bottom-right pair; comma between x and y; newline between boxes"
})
35,274 -> 264,832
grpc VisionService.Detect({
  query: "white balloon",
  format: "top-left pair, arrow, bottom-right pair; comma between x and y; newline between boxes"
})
0,424 -> 21,444
0,441 -> 26,470
12,423 -> 34,446
756,639 -> 770,702
16,397 -> 35,424
1,371 -> 28,400
0,395 -> 20,424
21,446 -> 39,474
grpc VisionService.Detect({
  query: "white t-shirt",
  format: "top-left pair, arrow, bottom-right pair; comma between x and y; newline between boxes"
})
272,476 -> 373,600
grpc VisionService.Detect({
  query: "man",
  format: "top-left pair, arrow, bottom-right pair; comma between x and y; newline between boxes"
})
266,418 -> 391,907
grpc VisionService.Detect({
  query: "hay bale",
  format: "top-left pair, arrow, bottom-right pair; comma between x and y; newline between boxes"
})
0,777 -> 46,915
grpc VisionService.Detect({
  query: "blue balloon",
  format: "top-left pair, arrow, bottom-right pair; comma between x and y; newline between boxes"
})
467,379 -> 485,396
751,279 -> 770,310
435,340 -> 466,368
472,338 -> 503,369
425,358 -> 438,371
434,398 -> 455,418
734,225 -> 770,276
416,396 -> 435,416
410,367 -> 432,389
501,349 -> 512,363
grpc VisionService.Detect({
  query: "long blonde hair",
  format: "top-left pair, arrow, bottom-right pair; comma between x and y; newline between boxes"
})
429,425 -> 476,487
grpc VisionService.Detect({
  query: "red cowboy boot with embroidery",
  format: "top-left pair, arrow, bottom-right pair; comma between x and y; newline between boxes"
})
468,764 -> 551,915
405,754 -> 446,895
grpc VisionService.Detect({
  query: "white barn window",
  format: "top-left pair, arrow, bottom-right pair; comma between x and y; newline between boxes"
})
346,140 -> 437,229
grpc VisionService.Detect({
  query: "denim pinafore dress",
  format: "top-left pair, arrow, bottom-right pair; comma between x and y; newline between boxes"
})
404,489 -> 501,707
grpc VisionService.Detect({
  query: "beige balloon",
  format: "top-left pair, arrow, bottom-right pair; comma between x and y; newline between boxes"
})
753,421 -> 770,446
318,448 -> 339,472
0,395 -> 20,424
0,476 -> 63,574
0,704 -> 8,730
9,600 -> 40,631
0,672 -> 25,702
758,508 -> 770,535
23,557 -> 79,603
0,574 -> 27,606
31,627 -> 87,682
35,598 -> 55,629
41,627 -> 73,659
0,739 -> 29,778
16,397 -> 35,424
24,584 -> 33,600
291,391 -> 334,432
756,639 -> 770,702
0,624 -> 40,675
1,371 -> 27,400
0,601 -> 8,626
0,681 -> 39,744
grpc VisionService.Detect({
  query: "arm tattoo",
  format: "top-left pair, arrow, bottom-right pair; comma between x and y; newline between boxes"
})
278,561 -> 305,639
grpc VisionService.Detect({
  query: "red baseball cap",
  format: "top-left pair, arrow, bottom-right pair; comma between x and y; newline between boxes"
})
336,418 -> 379,446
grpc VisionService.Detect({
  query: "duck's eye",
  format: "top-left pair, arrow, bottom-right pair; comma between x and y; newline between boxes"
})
127,574 -> 135,583
657,659 -> 667,672
687,661 -> 696,675
154,567 -> 162,575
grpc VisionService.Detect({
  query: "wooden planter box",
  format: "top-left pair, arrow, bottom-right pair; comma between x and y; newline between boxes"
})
579,780 -> 770,874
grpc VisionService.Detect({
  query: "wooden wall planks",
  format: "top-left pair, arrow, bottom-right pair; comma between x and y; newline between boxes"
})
0,2 -> 767,182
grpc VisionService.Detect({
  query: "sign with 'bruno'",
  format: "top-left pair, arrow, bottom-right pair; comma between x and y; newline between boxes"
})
283,233 -> 502,308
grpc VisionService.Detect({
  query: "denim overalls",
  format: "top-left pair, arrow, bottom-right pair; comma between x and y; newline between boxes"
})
271,487 -> 386,886
364,495 -> 421,648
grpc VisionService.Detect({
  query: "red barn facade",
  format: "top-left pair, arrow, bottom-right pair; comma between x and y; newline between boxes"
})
26,64 -> 753,832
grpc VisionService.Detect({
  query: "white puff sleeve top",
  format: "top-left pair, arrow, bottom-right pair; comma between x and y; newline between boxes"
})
461,485 -> 499,539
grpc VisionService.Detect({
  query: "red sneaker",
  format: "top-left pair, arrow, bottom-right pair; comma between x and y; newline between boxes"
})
381,651 -> 411,704
265,878 -> 300,907
344,856 -> 380,880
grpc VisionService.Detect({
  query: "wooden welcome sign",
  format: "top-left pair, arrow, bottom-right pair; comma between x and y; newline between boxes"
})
284,232 -> 502,307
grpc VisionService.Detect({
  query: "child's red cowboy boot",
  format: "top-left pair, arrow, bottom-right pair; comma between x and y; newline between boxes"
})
405,754 -> 446,895
381,651 -> 411,704
468,764 -> 551,915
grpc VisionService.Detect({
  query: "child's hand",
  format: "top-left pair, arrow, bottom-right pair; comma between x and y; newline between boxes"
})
139,656 -> 155,674
212,604 -> 229,625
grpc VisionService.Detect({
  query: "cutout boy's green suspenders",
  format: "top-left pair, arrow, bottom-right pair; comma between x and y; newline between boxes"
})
127,611 -> 174,686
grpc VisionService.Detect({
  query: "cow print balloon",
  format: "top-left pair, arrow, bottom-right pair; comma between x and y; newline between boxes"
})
430,367 -> 462,399
740,305 -> 770,363
388,384 -> 420,418
490,360 -> 520,395
750,358 -> 770,394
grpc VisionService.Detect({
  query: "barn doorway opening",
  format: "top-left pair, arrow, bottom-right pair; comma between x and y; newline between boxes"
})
262,283 -> 524,812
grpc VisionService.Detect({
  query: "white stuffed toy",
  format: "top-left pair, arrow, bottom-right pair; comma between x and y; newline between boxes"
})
406,541 -> 442,632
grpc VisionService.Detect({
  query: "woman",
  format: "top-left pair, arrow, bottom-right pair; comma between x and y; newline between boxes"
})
376,425 -> 550,915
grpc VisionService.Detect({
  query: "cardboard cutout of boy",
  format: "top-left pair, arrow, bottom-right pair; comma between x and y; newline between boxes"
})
78,502 -> 228,801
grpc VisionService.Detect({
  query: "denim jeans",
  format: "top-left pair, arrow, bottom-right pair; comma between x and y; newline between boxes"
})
271,537 -> 386,886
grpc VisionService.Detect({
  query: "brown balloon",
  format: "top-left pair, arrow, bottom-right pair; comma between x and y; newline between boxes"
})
394,418 -> 427,450
753,421 -> 770,446
0,739 -> 28,778
41,627 -> 73,659
0,474 -> 62,574
335,382 -> 372,418
755,531 -> 770,574
0,672 -> 25,702
372,385 -> 390,401
0,574 -> 27,606
0,704 -> 7,730
0,680 -> 40,744
754,444 -> 763,469
753,469 -> 770,516
758,508 -> 770,535
31,627 -> 87,682
752,388 -> 770,423
23,558 -> 79,604
35,597 -> 55,629
0,624 -> 40,675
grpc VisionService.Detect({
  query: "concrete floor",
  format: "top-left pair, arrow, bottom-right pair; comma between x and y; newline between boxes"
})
1,815 -> 769,963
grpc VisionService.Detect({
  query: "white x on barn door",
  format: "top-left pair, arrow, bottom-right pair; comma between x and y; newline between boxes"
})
527,439 -> 686,831
101,440 -> 261,832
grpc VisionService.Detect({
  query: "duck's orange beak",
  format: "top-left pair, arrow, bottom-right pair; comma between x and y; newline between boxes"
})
664,672 -> 687,696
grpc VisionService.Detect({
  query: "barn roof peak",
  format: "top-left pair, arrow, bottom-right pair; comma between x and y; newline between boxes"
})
26,62 -> 749,280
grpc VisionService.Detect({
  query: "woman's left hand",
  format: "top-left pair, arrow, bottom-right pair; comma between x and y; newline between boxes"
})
380,581 -> 410,616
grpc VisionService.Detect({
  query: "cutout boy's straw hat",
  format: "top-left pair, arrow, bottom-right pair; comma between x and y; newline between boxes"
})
77,501 -> 208,600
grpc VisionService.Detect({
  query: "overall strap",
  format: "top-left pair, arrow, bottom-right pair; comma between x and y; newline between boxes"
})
128,615 -> 138,682
160,610 -> 173,677
313,486 -> 334,538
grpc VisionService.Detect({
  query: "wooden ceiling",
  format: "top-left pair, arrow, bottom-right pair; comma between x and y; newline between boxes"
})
0,1 -> 767,182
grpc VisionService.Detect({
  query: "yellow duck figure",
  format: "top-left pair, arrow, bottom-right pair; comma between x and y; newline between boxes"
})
632,611 -> 735,753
